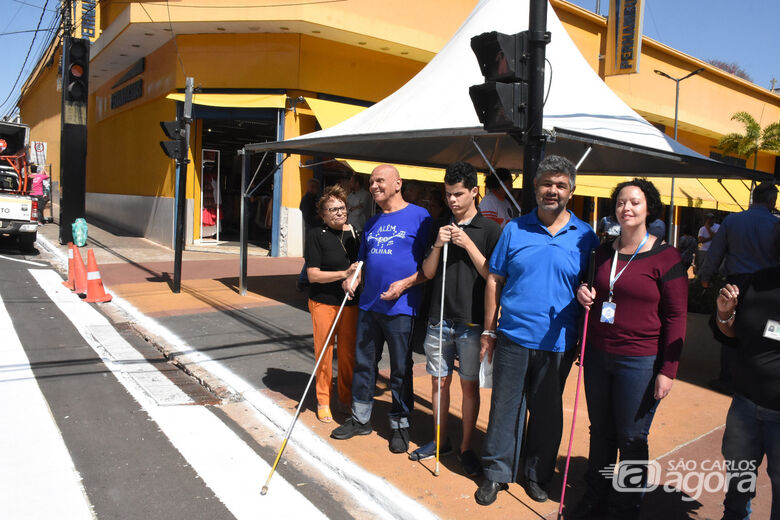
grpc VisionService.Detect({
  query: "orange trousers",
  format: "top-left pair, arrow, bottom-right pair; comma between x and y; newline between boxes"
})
308,299 -> 357,407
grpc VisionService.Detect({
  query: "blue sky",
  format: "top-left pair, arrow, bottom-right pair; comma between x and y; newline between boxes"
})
566,0 -> 779,90
1,0 -> 778,118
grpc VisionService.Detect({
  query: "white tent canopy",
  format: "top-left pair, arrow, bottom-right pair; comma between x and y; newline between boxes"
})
247,0 -> 769,181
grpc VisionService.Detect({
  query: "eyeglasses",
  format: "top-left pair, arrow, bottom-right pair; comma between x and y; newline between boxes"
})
326,205 -> 347,214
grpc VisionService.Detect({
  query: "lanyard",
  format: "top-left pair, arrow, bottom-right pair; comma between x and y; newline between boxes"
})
608,233 -> 648,302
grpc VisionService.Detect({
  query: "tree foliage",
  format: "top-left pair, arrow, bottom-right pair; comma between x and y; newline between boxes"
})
707,59 -> 753,82
718,111 -> 780,169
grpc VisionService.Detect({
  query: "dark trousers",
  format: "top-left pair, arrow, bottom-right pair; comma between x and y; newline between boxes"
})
721,394 -> 780,520
482,333 -> 574,485
350,310 -> 414,429
583,348 -> 660,520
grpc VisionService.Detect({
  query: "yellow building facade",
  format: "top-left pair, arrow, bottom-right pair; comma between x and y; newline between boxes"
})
18,0 -> 780,254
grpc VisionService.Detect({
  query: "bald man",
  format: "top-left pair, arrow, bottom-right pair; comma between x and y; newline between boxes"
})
331,165 -> 433,454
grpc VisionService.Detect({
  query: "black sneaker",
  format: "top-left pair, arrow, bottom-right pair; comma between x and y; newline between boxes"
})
457,449 -> 483,477
389,426 -> 410,453
330,417 -> 372,440
408,438 -> 453,461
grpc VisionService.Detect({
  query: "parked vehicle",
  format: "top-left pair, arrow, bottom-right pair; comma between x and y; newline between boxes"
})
0,121 -> 39,251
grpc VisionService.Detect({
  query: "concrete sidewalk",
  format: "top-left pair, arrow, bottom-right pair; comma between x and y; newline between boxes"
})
33,219 -> 771,519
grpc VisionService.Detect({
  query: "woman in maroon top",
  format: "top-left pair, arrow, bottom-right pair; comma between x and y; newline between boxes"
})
570,179 -> 688,520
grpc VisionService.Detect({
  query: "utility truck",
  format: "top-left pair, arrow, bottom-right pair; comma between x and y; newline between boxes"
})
0,121 -> 39,251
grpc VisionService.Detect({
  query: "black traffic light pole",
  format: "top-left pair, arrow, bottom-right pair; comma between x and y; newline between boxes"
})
59,35 -> 90,244
171,77 -> 194,294
517,0 -> 549,215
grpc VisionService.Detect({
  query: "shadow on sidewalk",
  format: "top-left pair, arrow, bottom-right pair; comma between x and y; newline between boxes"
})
217,274 -> 308,312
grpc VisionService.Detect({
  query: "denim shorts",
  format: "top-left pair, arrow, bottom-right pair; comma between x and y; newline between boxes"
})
422,319 -> 481,381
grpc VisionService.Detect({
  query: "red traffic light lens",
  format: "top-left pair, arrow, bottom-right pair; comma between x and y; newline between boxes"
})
70,64 -> 85,78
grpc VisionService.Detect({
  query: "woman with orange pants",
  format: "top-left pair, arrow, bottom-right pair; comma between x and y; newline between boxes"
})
305,184 -> 361,422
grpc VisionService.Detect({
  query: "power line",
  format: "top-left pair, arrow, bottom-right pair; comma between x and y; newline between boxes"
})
165,0 -> 187,77
11,0 -> 58,12
0,28 -> 55,37
0,0 -> 51,114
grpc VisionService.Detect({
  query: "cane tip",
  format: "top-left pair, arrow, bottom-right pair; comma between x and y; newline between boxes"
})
434,468 -> 440,477
260,486 -> 268,496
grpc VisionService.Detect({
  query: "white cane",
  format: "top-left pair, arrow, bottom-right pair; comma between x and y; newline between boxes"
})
261,261 -> 363,495
434,242 -> 448,476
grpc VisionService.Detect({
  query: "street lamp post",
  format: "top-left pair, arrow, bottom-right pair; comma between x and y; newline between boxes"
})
653,67 -> 705,245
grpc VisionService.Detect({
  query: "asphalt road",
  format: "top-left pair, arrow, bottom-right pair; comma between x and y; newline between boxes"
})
0,236 -> 375,520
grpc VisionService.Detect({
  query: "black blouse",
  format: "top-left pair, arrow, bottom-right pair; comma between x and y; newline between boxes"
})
305,225 -> 361,306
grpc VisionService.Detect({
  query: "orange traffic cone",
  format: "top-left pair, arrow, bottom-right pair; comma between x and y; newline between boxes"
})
84,249 -> 112,303
62,242 -> 75,290
72,245 -> 88,296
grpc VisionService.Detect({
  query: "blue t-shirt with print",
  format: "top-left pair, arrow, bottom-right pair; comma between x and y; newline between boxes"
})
489,210 -> 598,352
358,204 -> 432,316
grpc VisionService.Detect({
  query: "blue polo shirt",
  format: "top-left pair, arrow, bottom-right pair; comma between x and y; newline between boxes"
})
489,210 -> 598,351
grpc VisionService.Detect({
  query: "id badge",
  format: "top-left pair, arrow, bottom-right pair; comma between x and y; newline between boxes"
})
600,301 -> 616,324
764,319 -> 780,342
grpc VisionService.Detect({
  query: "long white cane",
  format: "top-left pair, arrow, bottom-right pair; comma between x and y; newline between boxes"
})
261,261 -> 363,495
434,242 -> 448,476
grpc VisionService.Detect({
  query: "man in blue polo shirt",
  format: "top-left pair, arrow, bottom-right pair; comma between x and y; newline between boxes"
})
475,155 -> 599,506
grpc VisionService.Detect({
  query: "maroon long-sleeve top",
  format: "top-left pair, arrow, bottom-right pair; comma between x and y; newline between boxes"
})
587,240 -> 688,379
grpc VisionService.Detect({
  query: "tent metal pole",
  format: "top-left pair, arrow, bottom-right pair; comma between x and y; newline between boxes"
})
575,146 -> 592,170
471,138 -> 522,214
239,148 -> 250,296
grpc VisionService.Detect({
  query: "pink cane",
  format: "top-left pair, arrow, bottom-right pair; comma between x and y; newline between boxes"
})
558,249 -> 596,520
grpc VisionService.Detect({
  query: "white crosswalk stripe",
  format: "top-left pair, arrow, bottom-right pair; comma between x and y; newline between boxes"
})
0,291 -> 95,520
27,268 -> 329,520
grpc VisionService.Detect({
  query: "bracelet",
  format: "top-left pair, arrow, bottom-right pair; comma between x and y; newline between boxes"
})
716,311 -> 736,324
481,330 -> 497,338
433,245 -> 443,249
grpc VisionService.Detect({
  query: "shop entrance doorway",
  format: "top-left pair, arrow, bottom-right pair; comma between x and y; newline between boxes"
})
198,116 -> 277,249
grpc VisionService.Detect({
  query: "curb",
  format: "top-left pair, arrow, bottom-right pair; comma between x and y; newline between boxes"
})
35,233 -> 439,520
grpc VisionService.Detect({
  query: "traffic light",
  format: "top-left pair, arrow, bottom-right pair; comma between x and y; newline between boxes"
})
63,36 -> 90,104
159,119 -> 186,161
469,31 -> 530,133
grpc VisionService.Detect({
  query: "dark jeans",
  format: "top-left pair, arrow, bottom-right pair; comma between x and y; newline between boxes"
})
482,333 -> 574,485
721,394 -> 780,520
583,348 -> 660,519
351,310 -> 414,429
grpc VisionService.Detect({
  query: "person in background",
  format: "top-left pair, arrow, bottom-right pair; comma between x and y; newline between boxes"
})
700,182 -> 778,394
330,164 -> 432,455
476,155 -> 598,506
29,165 -> 49,224
426,188 -> 450,221
648,218 -> 666,241
305,185 -> 360,423
410,162 -> 501,477
347,174 -> 372,231
572,179 -> 687,520
711,221 -> 780,520
297,178 -> 322,291
597,214 -> 621,243
402,180 -> 424,206
696,212 -> 719,274
479,168 -> 514,228
677,225 -> 697,273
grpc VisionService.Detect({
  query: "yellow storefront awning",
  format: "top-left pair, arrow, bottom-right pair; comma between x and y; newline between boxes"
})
165,93 -> 287,109
304,97 -> 447,182
575,176 -> 752,213
305,98 -> 366,129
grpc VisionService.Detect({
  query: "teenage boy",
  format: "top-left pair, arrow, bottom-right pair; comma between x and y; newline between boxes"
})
409,162 -> 502,477
331,164 -> 432,454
